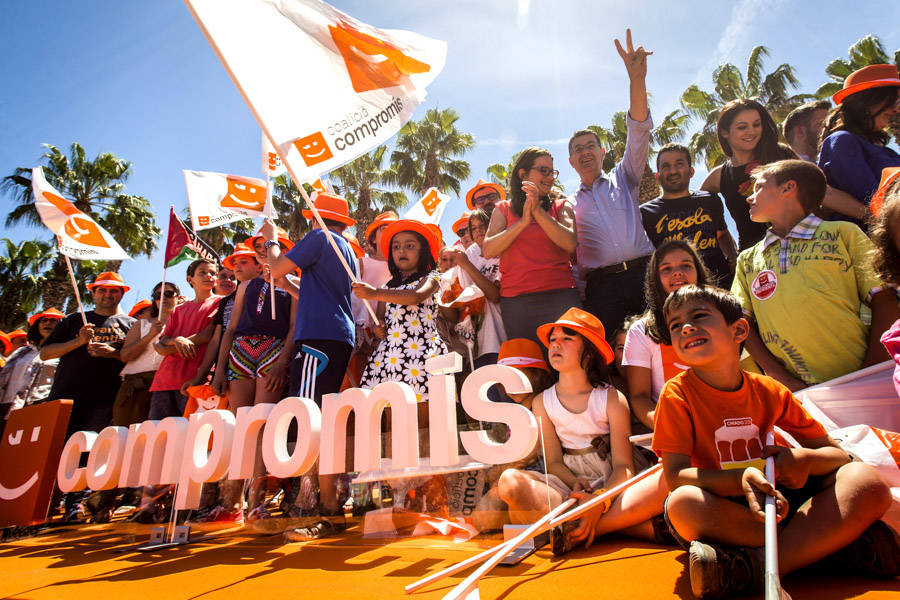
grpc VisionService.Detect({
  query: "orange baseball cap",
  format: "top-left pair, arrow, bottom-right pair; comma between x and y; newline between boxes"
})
128,300 -> 153,318
302,191 -> 357,226
380,219 -> 443,262
223,242 -> 259,270
536,307 -> 615,365
343,231 -> 365,259
465,179 -> 506,210
452,212 -> 471,235
498,338 -> 550,372
365,210 -> 399,242
870,167 -> 900,218
87,271 -> 130,292
28,308 -> 65,326
833,64 -> 900,105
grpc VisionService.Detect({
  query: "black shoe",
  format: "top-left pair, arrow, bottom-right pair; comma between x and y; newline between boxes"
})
688,540 -> 763,599
550,520 -> 578,556
651,514 -> 678,546
829,520 -> 900,578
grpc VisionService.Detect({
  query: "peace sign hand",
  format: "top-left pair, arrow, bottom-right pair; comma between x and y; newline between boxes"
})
614,28 -> 652,81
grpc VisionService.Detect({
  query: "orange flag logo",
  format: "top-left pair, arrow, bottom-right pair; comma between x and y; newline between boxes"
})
293,132 -> 334,167
420,189 -> 441,216
44,191 -> 111,248
328,19 -> 431,93
220,175 -> 267,212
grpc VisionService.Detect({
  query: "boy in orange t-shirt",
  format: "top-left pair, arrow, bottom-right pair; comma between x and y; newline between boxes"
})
652,284 -> 897,599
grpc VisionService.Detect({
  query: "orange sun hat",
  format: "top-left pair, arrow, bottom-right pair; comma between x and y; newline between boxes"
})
342,231 -> 365,259
246,225 -> 294,253
0,332 -> 10,354
128,300 -> 153,318
452,212 -> 471,235
832,64 -> 900,105
28,308 -> 65,326
302,191 -> 357,226
536,307 -> 615,365
223,242 -> 259,270
870,167 -> 900,218
87,271 -> 130,292
498,338 -> 550,372
465,179 -> 507,210
380,219 -> 443,262
365,210 -> 399,242
7,330 -> 27,343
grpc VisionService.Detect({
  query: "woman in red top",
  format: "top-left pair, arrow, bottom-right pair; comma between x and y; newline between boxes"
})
483,147 -> 579,343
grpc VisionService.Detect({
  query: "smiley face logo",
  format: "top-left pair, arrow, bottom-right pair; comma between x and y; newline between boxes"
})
43,190 -> 111,248
220,176 -> 267,212
0,400 -> 72,528
293,132 -> 334,167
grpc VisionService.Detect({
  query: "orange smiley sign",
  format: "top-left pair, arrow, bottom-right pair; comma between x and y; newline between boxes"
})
45,191 -> 111,248
421,189 -> 441,216
0,400 -> 72,527
328,19 -> 431,93
220,176 -> 267,212
293,131 -> 334,167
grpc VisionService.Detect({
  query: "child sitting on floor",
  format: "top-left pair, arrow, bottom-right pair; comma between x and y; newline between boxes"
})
653,284 -> 898,599
868,168 -> 900,395
732,159 -> 899,390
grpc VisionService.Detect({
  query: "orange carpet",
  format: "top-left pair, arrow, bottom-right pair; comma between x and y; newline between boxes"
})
1,521 -> 898,599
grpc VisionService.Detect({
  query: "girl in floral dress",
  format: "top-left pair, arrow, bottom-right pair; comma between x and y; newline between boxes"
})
353,219 -> 447,404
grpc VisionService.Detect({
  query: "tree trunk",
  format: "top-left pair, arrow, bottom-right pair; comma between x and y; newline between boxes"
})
42,255 -> 74,313
353,190 -> 376,243
423,154 -> 439,193
638,161 -> 660,205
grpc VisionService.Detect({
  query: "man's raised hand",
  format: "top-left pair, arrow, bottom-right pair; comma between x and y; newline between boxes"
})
614,28 -> 652,81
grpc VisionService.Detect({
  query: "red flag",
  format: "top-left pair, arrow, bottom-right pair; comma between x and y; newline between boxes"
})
165,207 -> 218,267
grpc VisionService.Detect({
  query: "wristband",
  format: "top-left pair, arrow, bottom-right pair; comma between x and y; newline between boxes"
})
592,487 -> 612,514
264,239 -> 279,251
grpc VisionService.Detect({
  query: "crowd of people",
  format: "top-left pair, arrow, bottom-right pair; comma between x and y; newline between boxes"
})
2,31 -> 900,599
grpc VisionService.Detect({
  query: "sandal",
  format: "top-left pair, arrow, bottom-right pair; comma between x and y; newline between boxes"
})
283,518 -> 345,542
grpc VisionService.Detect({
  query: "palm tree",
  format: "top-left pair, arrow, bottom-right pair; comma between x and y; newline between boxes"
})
1,143 -> 161,309
270,174 -> 313,242
588,109 -> 692,203
679,46 -> 813,169
332,146 -> 407,240
389,108 -> 475,197
815,35 -> 900,145
0,239 -> 54,330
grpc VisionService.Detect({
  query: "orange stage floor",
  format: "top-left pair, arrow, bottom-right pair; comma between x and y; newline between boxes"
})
2,520 -> 899,600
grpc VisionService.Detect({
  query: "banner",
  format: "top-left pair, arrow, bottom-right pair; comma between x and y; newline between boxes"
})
31,167 -> 130,261
185,0 -> 446,182
262,131 -> 286,177
164,206 -> 220,267
184,170 -> 268,230
403,187 -> 449,225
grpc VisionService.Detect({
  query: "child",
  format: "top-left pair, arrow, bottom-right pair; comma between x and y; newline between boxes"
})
497,308 -> 669,553
654,284 -> 896,599
732,160 -> 900,390
623,240 -> 712,430
353,219 -> 448,405
869,168 -> 900,395
473,338 -> 555,532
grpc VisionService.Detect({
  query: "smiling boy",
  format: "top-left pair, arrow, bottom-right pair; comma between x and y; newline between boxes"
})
731,159 -> 899,390
652,284 -> 897,599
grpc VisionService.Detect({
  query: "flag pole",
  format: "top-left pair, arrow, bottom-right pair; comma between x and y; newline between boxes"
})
265,174 -> 277,320
160,207 -> 172,324
63,254 -> 88,327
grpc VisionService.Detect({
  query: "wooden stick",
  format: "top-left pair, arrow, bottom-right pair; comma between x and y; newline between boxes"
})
63,254 -> 88,326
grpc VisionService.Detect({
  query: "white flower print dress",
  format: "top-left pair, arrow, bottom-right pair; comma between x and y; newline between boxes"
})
360,272 -> 448,401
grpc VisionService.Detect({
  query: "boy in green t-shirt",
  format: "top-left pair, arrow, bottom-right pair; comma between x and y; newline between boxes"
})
731,160 -> 900,389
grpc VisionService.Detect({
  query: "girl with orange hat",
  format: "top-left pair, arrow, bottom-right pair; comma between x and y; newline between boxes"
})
819,64 -> 900,228
353,219 -> 448,405
0,308 -> 63,419
497,307 -> 669,553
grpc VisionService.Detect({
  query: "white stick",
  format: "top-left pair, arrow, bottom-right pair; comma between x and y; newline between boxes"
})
265,174 -> 276,320
764,430 -> 784,600
405,463 -> 662,594
63,254 -> 88,326
442,498 -> 577,600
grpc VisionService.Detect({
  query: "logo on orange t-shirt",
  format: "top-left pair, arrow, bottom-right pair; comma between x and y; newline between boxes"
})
0,400 -> 73,527
714,417 -> 764,470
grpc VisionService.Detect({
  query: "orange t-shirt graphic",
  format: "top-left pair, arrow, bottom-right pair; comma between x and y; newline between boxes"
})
0,400 -> 73,527
652,369 -> 826,470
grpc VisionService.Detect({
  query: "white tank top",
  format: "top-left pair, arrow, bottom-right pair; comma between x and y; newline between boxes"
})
541,384 -> 611,450
120,319 -> 163,376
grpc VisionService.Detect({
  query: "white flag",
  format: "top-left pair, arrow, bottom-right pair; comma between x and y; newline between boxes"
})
31,167 -> 130,261
184,170 -> 268,230
403,187 -> 449,225
262,132 -> 286,177
186,0 -> 446,182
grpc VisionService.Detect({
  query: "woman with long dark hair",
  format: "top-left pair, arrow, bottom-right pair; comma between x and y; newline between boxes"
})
0,308 -> 63,421
482,147 -> 579,343
818,64 -> 900,228
701,99 -> 797,250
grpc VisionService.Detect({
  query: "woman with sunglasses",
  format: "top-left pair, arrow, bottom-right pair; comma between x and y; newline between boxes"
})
483,147 -> 579,343
114,281 -> 180,427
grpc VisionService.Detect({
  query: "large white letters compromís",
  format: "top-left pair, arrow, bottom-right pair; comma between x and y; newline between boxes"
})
119,418 -> 188,487
228,403 -> 275,479
262,397 -> 320,478
320,381 -> 419,475
85,426 -> 129,491
57,431 -> 96,493
175,410 -> 235,510
426,353 -> 462,467
459,364 -> 538,464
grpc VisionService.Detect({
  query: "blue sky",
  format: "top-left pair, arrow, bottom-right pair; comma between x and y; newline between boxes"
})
2,0 -> 899,312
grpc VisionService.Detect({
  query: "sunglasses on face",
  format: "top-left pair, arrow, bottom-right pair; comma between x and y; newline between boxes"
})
152,290 -> 177,300
530,166 -> 559,178
473,192 -> 500,205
